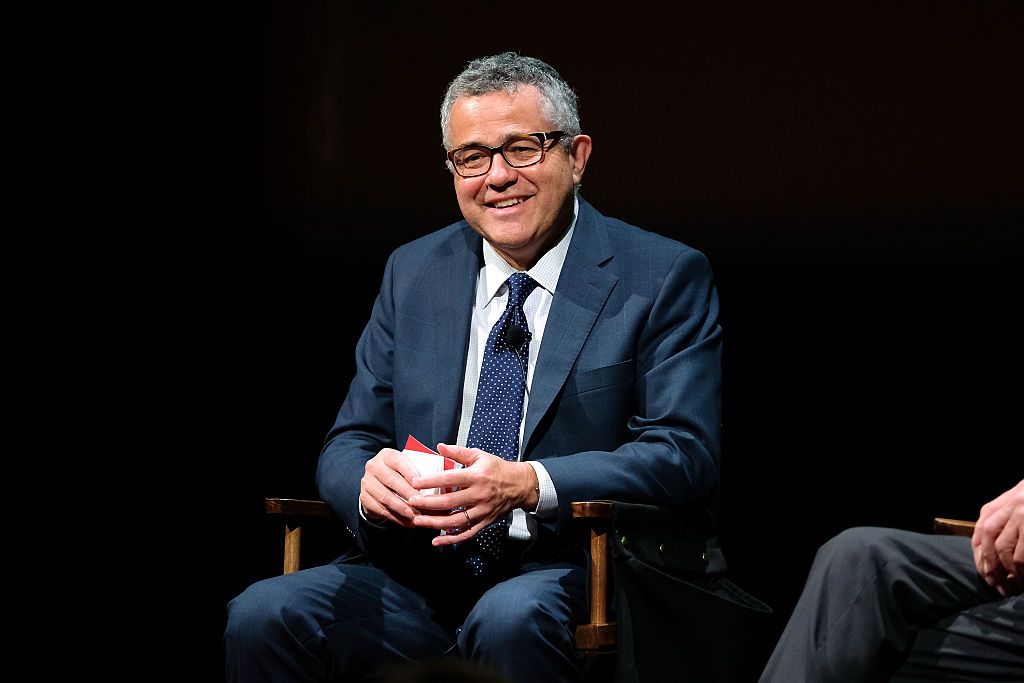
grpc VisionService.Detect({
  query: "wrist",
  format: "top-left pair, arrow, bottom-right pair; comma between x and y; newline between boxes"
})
519,462 -> 540,511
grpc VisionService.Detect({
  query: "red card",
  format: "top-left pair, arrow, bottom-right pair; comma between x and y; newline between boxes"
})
402,435 -> 459,493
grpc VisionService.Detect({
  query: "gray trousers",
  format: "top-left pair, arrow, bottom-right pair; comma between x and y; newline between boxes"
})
760,527 -> 1023,682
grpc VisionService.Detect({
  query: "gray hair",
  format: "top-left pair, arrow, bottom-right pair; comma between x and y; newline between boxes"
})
440,52 -> 581,150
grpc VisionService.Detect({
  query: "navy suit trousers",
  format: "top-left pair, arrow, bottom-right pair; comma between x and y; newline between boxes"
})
225,555 -> 587,682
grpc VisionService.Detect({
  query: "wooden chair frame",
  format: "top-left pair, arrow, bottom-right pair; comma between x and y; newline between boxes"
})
932,517 -> 976,537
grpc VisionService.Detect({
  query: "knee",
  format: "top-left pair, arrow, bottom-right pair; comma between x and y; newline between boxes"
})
225,577 -> 297,645
815,526 -> 900,575
460,590 -> 568,654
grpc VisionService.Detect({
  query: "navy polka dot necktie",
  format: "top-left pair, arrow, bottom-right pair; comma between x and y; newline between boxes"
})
461,272 -> 539,576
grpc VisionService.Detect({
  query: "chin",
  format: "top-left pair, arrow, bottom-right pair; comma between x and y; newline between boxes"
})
486,225 -> 535,247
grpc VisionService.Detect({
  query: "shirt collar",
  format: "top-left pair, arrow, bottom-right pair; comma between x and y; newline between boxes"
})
480,195 -> 578,306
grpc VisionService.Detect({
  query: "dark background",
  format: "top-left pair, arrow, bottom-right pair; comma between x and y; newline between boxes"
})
198,1 -> 1022,675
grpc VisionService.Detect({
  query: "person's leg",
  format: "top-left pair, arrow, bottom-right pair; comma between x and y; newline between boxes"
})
891,593 -> 1024,681
760,527 -> 1003,683
225,560 -> 456,682
457,559 -> 588,683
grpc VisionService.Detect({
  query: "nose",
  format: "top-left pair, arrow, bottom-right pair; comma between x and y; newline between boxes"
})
484,151 -> 517,188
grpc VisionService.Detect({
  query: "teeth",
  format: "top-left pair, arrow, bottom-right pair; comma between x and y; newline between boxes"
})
494,198 -> 522,208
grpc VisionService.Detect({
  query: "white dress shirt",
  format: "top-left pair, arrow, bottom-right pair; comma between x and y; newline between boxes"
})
456,197 -> 578,540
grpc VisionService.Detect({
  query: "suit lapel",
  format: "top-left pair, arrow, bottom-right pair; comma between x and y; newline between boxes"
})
424,226 -> 481,443
523,200 -> 618,452
416,206 -> 617,450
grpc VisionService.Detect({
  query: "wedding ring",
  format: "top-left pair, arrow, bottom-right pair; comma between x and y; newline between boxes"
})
463,509 -> 472,525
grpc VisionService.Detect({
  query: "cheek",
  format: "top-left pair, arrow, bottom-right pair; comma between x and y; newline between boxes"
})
455,181 -> 484,207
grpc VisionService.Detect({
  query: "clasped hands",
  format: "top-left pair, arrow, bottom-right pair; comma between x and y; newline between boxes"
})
359,443 -> 540,547
972,478 -> 1024,596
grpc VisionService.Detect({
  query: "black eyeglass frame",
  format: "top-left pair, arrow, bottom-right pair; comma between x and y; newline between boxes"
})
445,131 -> 567,178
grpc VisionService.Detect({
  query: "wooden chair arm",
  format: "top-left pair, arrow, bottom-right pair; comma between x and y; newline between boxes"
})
572,501 -> 617,651
933,517 -> 976,537
264,498 -> 338,574
265,497 -> 335,518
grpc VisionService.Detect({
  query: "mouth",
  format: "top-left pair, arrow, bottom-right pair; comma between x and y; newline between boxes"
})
487,197 -> 527,209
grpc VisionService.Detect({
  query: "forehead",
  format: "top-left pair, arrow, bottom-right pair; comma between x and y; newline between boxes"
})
448,86 -> 552,146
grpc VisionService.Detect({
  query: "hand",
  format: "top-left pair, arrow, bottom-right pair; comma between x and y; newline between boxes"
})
407,443 -> 539,547
971,479 -> 1024,596
358,447 -> 429,528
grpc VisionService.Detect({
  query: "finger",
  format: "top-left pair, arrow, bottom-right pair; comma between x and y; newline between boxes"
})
430,519 -> 480,547
1007,509 -> 1024,585
408,445 -> 482,495
359,492 -> 411,527
436,442 -> 489,467
994,518 -> 1019,576
979,551 -> 1004,588
421,507 -> 478,545
413,504 -> 491,531
975,507 -> 1011,585
385,456 -> 432,501
362,476 -> 418,526
409,471 -> 469,496
414,504 -> 487,530
972,532 -> 984,574
407,488 -> 470,512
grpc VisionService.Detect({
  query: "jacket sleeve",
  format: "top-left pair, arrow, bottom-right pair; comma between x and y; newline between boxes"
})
315,250 -> 412,553
538,246 -> 723,528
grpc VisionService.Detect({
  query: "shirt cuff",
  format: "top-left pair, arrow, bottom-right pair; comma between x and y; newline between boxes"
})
526,460 -> 558,517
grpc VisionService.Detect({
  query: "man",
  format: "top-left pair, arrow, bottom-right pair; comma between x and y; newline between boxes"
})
760,479 -> 1024,681
225,51 -> 723,682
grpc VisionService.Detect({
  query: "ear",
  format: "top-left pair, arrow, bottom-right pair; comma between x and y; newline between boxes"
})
569,134 -> 593,185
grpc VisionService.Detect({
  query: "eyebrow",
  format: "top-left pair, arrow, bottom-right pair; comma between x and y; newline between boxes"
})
452,132 -> 536,150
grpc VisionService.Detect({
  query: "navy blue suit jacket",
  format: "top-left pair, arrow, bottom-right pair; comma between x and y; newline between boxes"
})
317,197 -> 723,561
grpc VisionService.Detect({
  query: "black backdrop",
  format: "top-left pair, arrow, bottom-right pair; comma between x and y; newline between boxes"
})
199,1 -> 1023,675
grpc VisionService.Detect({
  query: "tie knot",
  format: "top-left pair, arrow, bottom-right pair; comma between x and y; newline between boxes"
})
506,273 -> 538,310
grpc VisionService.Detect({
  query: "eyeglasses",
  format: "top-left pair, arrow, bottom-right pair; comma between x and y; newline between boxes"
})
446,131 -> 567,178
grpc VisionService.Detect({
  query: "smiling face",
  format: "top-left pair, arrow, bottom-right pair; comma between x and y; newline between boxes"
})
447,86 -> 592,270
